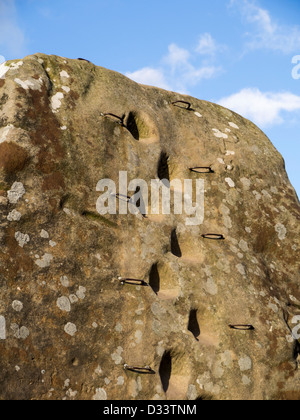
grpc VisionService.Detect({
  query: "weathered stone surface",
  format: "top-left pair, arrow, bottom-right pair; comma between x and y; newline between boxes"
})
0,54 -> 299,400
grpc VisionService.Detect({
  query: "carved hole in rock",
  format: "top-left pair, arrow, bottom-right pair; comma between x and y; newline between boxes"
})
130,186 -> 146,217
159,350 -> 191,399
149,262 -> 179,300
188,309 -> 200,341
149,263 -> 160,294
196,394 -> 214,401
293,341 -> 300,367
159,351 -> 172,394
59,194 -> 70,210
157,152 -> 170,183
171,229 -> 182,258
126,111 -> 153,141
126,112 -> 140,140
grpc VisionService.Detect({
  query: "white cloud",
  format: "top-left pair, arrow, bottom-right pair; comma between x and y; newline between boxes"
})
218,88 -> 300,127
125,67 -> 171,90
196,33 -> 219,56
231,0 -> 300,54
0,0 -> 25,57
163,43 -> 190,71
126,36 -> 222,93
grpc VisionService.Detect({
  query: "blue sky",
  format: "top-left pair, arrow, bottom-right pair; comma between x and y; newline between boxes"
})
0,0 -> 300,196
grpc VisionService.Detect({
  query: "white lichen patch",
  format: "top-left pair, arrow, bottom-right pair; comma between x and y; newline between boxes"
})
225,178 -> 235,188
60,70 -> 70,79
238,356 -> 252,372
275,223 -> 287,241
14,77 -> 43,91
93,388 -> 107,401
60,126 -> 67,130
205,278 -> 218,296
60,276 -> 69,287
268,301 -> 279,314
253,191 -> 262,201
0,62 -> 10,79
76,286 -> 86,300
117,376 -> 125,386
40,229 -> 49,239
115,323 -> 123,333
135,330 -> 143,344
69,294 -> 78,304
216,258 -> 231,274
262,190 -> 272,200
64,322 -> 77,336
0,61 -> 23,79
66,388 -> 77,399
15,232 -> 30,248
220,204 -> 232,229
51,92 -> 64,112
57,296 -> 71,312
111,346 -> 123,365
7,210 -> 21,222
240,178 -> 251,191
187,385 -> 198,400
229,122 -> 239,129
35,253 -> 53,268
212,128 -> 228,139
8,182 -> 26,204
49,240 -> 57,248
12,300 -> 23,312
62,86 -> 70,93
270,186 -> 278,194
10,61 -> 24,70
156,342 -> 165,357
94,366 -> 102,376
236,264 -> 246,276
0,316 -> 6,340
0,124 -> 15,143
11,324 -> 29,340
242,375 -> 251,386
239,240 -> 249,252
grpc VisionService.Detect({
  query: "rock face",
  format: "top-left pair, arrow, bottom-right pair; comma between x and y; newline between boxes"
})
0,54 -> 299,401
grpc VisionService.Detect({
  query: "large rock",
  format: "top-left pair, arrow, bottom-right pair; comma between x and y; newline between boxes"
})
0,54 -> 299,400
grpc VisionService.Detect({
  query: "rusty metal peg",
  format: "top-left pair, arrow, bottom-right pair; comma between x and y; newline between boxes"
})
171,100 -> 193,111
202,234 -> 225,241
103,113 -> 126,127
229,325 -> 255,331
112,193 -> 131,203
118,277 -> 149,287
124,364 -> 155,374
190,167 -> 214,174
77,58 -> 91,63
